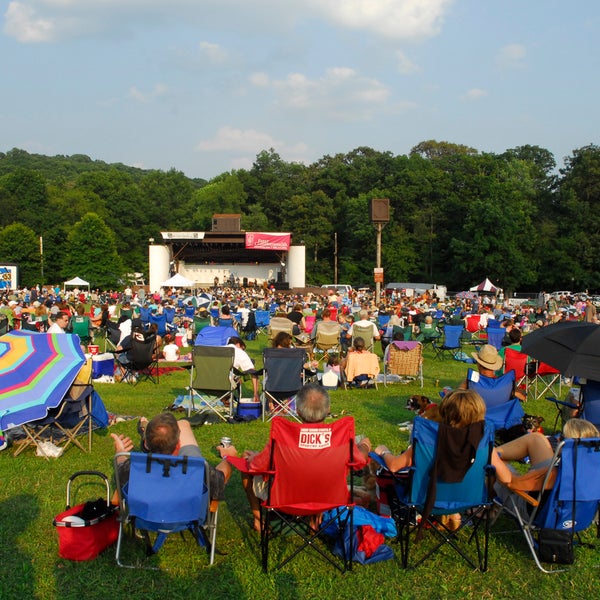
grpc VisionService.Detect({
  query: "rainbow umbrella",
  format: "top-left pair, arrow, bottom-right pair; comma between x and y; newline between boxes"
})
0,330 -> 85,431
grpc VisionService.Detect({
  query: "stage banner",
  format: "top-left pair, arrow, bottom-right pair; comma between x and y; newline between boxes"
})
245,232 -> 291,251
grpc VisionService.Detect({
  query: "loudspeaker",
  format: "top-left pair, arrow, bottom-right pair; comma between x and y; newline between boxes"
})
370,198 -> 390,223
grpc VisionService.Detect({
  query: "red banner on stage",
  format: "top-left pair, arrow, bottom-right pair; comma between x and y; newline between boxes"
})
245,232 -> 291,251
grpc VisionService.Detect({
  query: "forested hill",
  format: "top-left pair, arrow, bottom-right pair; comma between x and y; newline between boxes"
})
0,142 -> 599,294
0,148 -> 207,186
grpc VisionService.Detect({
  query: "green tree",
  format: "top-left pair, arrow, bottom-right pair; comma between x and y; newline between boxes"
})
0,223 -> 41,287
62,213 -> 123,288
191,172 -> 248,230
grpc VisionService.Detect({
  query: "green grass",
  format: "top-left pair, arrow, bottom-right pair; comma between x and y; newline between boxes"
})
0,337 -> 597,600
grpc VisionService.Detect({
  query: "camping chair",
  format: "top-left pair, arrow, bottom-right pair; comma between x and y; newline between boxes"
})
466,368 -> 524,433
189,345 -> 236,421
432,325 -> 464,360
392,324 -> 414,342
138,306 -> 151,325
351,324 -> 376,352
504,348 -> 529,397
255,310 -> 270,336
149,313 -> 170,337
495,436 -> 600,573
312,321 -> 342,365
303,315 -> 316,335
372,416 -> 495,570
384,341 -> 423,387
113,452 -> 219,568
119,334 -> 159,385
70,315 -> 92,347
527,361 -> 562,402
13,358 -> 99,458
241,310 -> 257,340
104,321 -> 121,352
262,348 -> 306,421
486,327 -> 504,350
547,380 -> 600,432
268,317 -> 294,344
341,351 -> 380,389
415,321 -> 440,347
229,416 -> 362,572
193,315 -> 211,335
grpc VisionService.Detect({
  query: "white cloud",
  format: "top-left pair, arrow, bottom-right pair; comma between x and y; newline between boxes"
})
496,43 -> 527,69
251,67 -> 391,120
313,0 -> 453,40
4,0 -> 454,43
127,83 -> 168,103
196,126 -> 310,167
462,88 -> 488,101
4,2 -> 56,42
199,41 -> 227,64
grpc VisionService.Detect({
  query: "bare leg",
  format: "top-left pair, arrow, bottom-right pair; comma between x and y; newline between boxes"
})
496,432 -> 553,466
242,473 -> 262,531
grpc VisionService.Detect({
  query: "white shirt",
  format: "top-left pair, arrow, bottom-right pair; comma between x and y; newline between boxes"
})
228,344 -> 255,372
47,323 -> 65,334
163,343 -> 180,361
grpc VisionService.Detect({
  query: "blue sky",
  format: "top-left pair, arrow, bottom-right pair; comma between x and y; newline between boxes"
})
1,0 -> 599,180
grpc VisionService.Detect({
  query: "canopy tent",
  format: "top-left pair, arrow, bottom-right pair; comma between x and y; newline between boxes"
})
64,276 -> 90,293
161,273 -> 194,288
469,278 -> 501,294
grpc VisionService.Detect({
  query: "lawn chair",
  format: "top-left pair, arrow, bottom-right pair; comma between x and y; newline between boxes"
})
262,347 -> 307,421
495,436 -> 600,573
486,327 -> 504,350
372,416 -> 495,570
312,321 -> 342,365
255,310 -> 270,336
189,345 -> 236,421
14,358 -> 103,458
466,368 -> 524,433
351,324 -> 376,352
503,348 -> 529,396
268,317 -> 294,344
384,341 -> 423,387
113,452 -> 219,568
119,334 -> 159,385
527,361 -> 562,401
70,315 -> 92,347
228,416 -> 362,572
342,351 -> 380,389
432,325 -> 464,360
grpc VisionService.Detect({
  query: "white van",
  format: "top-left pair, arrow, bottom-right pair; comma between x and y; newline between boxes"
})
321,284 -> 352,296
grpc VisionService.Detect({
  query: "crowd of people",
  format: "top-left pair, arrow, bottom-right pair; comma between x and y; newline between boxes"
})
2,282 -> 599,538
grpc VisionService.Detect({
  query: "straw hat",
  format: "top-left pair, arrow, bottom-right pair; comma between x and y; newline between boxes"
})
471,344 -> 503,371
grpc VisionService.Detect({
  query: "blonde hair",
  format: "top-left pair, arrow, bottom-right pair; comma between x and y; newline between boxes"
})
563,418 -> 599,439
439,389 -> 486,428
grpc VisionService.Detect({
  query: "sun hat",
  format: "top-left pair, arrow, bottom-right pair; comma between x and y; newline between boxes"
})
471,344 -> 503,371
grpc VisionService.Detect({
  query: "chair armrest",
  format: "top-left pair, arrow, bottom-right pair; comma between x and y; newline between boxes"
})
546,396 -> 579,410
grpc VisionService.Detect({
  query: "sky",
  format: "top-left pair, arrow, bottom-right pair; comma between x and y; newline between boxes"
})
1,0 -> 599,180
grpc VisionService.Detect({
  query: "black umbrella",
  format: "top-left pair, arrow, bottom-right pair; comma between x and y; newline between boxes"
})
521,321 -> 600,380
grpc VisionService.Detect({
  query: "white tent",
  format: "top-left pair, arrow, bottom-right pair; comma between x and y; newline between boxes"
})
161,273 -> 194,288
63,276 -> 90,292
469,278 -> 501,294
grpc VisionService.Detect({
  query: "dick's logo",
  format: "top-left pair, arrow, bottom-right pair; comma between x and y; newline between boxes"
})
298,428 -> 332,450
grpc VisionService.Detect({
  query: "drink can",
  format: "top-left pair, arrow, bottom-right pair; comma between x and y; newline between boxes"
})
220,436 -> 232,448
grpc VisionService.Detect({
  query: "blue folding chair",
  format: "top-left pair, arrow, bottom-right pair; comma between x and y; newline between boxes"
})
114,452 -> 218,568
432,325 -> 464,360
581,380 -> 600,427
255,310 -> 270,336
486,327 -> 504,350
372,417 -> 495,570
497,437 -> 600,573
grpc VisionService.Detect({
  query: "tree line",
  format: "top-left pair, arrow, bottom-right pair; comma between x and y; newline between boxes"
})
0,141 -> 599,293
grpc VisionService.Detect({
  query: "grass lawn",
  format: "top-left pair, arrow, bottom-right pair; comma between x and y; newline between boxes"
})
0,335 -> 596,600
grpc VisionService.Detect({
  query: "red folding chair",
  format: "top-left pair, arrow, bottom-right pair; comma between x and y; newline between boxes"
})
504,348 -> 529,396
528,361 -> 562,401
229,416 -> 364,572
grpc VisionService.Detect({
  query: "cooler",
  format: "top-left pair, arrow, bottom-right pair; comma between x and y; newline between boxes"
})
92,353 -> 115,379
236,400 -> 262,421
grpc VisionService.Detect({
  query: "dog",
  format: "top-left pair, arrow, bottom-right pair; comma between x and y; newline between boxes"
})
406,394 -> 442,422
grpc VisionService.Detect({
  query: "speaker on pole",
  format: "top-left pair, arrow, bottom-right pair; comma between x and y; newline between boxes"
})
370,198 -> 390,223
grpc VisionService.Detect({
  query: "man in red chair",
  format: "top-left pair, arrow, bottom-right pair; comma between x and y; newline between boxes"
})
225,383 -> 370,533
